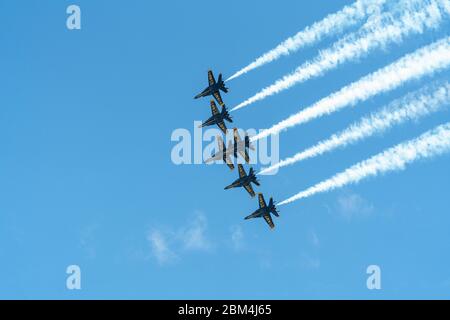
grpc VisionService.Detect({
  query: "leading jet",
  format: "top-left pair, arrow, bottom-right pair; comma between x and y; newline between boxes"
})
204,135 -> 235,170
245,193 -> 279,229
198,100 -> 232,134
224,164 -> 260,197
194,70 -> 228,106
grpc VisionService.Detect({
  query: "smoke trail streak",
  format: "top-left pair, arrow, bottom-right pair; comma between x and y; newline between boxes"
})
226,0 -> 386,81
278,122 -> 450,205
251,36 -> 450,142
259,82 -> 450,175
232,0 -> 449,112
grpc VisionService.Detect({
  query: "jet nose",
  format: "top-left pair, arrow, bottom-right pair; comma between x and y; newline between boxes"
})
224,185 -> 232,190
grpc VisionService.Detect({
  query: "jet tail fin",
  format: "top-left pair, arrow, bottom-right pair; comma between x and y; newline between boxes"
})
269,198 -> 279,217
245,135 -> 255,150
218,73 -> 229,93
249,168 -> 260,186
221,106 -> 233,123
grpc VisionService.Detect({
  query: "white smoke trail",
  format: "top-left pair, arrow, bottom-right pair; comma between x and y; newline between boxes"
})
226,0 -> 386,82
259,82 -> 450,175
251,36 -> 450,142
278,122 -> 450,206
232,0 -> 449,112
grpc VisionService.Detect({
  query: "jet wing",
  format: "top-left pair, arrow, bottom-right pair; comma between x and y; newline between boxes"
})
210,100 -> 226,133
208,70 -> 216,86
258,193 -> 267,209
263,213 -> 275,229
217,135 -> 225,154
213,91 -> 224,106
244,184 -> 256,197
217,121 -> 227,134
233,128 -> 242,144
238,149 -> 250,163
238,164 -> 246,178
205,135 -> 225,163
224,153 -> 235,170
210,100 -> 219,116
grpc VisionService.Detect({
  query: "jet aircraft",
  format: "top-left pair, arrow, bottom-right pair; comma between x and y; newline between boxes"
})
224,164 -> 259,197
205,129 -> 254,168
194,70 -> 228,106
244,193 -> 279,229
198,100 -> 232,134
204,135 -> 235,170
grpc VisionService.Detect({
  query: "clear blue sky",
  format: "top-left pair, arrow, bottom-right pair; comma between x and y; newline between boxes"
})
1,0 -> 450,299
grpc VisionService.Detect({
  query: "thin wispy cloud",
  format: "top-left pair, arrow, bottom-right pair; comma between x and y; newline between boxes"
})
147,212 -> 213,265
259,82 -> 450,175
148,230 -> 177,265
230,225 -> 245,251
252,37 -> 450,142
232,0 -> 449,112
299,252 -> 321,269
278,122 -> 450,206
79,224 -> 99,259
336,192 -> 375,220
179,212 -> 212,251
226,0 -> 386,81
308,229 -> 320,248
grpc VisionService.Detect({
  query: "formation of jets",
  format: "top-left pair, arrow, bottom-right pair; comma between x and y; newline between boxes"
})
194,70 -> 279,229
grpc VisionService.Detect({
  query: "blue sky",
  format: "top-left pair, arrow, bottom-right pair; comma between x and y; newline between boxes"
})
0,0 -> 450,299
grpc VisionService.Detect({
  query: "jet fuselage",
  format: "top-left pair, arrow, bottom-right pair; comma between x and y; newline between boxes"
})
202,113 -> 225,127
245,207 -> 269,220
211,142 -> 245,161
225,175 -> 253,189
195,83 -> 221,99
